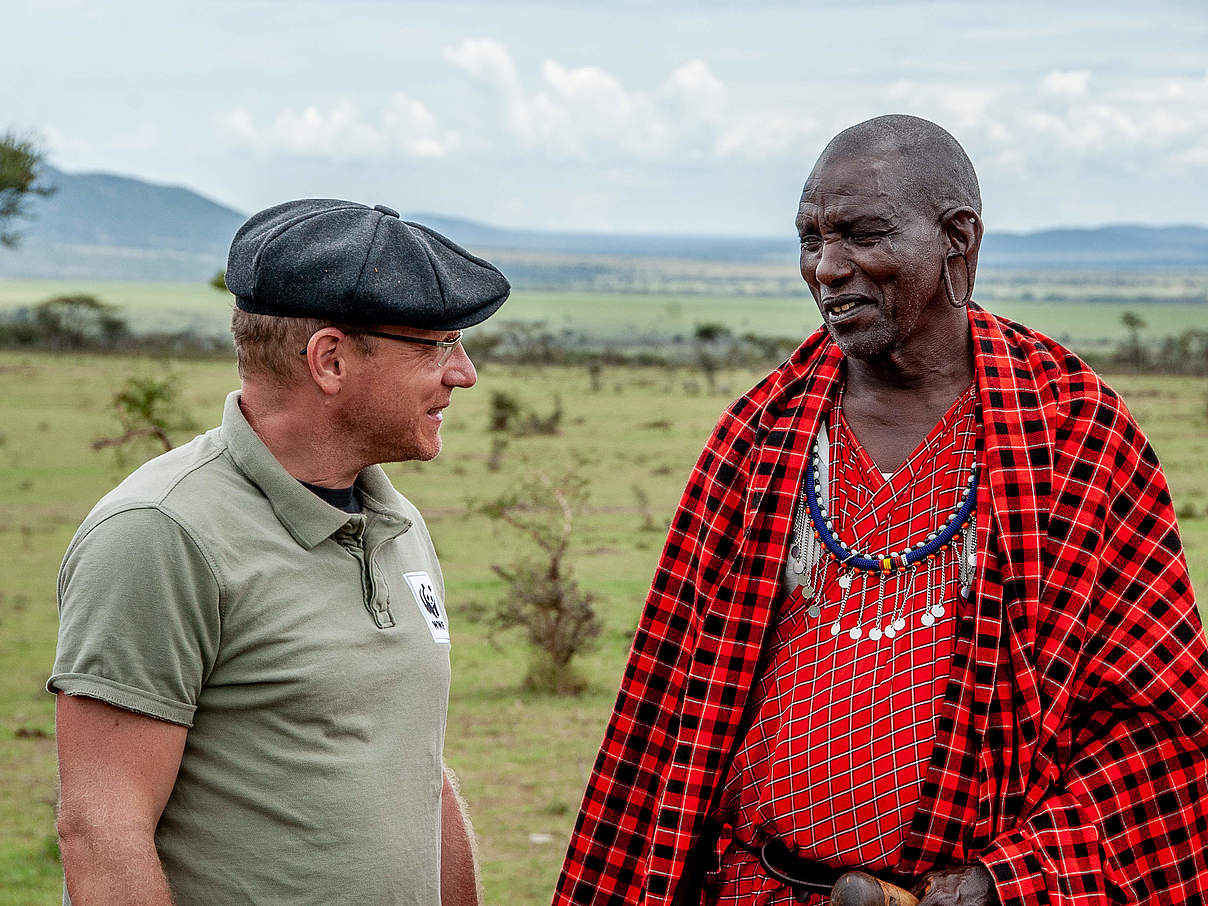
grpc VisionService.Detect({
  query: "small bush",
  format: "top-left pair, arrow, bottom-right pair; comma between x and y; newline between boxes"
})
92,374 -> 198,465
475,465 -> 602,694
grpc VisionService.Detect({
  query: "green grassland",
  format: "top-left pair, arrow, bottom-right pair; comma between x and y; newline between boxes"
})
2,272 -> 1208,356
2,348 -> 1207,905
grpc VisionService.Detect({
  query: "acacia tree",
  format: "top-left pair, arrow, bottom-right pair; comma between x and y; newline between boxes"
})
0,131 -> 54,248
477,465 -> 602,694
92,374 -> 198,465
1120,310 -> 1147,371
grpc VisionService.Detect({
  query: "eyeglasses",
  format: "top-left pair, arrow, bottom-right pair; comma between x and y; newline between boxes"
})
299,330 -> 464,366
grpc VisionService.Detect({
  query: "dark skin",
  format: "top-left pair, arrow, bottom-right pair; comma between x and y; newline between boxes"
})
797,148 -> 983,471
913,863 -> 999,906
798,146 -> 996,905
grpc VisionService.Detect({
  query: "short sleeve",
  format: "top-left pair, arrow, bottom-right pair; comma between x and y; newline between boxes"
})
48,506 -> 222,727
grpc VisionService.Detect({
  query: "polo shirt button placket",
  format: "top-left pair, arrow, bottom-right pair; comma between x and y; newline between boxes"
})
369,594 -> 396,629
364,515 -> 411,630
334,517 -> 394,628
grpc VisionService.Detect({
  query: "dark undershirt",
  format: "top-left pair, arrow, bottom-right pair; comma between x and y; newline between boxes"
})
300,480 -> 362,514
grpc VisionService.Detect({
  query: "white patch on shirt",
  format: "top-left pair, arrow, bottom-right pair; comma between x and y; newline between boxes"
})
403,571 -> 450,643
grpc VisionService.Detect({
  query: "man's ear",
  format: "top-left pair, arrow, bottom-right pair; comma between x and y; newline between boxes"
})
302,328 -> 351,396
941,206 -> 983,259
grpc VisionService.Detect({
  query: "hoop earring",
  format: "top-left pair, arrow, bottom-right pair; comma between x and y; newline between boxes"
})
942,254 -> 973,309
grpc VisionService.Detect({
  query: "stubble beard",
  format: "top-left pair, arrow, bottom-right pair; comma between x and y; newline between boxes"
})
826,299 -> 903,362
358,412 -> 443,467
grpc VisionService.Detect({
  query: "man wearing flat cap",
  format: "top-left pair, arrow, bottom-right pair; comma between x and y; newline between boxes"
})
49,200 -> 509,905
555,116 -> 1208,905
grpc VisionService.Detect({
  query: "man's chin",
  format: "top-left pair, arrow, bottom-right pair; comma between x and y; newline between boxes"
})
415,434 -> 443,462
827,326 -> 895,361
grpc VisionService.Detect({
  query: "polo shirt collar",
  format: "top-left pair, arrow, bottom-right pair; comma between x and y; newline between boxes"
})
220,390 -> 357,549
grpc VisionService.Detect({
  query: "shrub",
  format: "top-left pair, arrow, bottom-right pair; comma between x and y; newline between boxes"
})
92,374 -> 198,465
476,466 -> 601,694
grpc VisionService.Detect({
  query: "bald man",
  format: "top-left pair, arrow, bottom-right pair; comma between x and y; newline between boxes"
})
552,116 -> 1208,906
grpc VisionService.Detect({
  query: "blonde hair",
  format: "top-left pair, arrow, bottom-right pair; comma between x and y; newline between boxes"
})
229,308 -> 376,382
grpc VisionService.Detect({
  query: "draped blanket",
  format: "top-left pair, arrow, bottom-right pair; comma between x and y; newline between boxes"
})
553,307 -> 1208,906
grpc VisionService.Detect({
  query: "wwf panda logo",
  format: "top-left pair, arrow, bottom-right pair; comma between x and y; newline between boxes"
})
418,583 -> 440,618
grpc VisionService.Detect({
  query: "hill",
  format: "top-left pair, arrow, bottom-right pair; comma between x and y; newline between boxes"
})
0,167 -> 1206,282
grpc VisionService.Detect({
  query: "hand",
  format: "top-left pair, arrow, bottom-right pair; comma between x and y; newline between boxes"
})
831,871 -> 919,906
913,863 -> 999,906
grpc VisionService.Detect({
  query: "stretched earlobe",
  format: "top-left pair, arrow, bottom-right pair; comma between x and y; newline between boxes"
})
942,254 -> 973,309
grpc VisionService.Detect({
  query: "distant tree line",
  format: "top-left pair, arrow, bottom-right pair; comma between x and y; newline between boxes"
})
4,295 -> 1206,378
0,294 -> 229,356
1103,311 -> 1208,376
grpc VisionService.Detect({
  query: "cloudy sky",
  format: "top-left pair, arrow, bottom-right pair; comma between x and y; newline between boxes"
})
6,0 -> 1207,236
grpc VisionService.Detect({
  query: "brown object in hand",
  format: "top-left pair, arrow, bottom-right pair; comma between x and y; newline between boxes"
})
830,871 -> 920,906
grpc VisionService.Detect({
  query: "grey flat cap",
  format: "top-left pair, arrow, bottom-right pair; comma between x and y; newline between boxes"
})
226,199 -> 510,330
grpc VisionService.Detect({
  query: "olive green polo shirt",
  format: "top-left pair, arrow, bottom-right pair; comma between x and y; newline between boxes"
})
49,391 -> 451,905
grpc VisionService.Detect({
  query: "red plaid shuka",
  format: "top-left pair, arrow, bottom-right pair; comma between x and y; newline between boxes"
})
553,307 -> 1208,906
712,387 -> 978,904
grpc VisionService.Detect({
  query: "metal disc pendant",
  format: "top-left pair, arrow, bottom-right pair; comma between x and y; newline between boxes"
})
837,574 -> 853,590
807,604 -> 821,619
830,622 -> 842,636
930,604 -> 946,618
921,612 -> 936,627
848,626 -> 862,640
884,625 -> 897,639
869,627 -> 883,641
893,618 -> 907,631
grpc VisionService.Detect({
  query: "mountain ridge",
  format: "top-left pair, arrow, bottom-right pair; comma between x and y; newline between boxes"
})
1,167 -> 1206,281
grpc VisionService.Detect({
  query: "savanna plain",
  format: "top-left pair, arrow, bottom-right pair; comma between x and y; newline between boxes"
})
2,279 -> 1207,905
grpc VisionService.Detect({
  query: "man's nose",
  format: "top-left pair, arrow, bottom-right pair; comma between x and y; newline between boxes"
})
444,343 -> 477,389
814,240 -> 853,285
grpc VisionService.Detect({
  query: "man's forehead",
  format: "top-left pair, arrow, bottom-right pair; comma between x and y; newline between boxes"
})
798,149 -> 927,222
803,151 -> 902,199
798,191 -> 896,216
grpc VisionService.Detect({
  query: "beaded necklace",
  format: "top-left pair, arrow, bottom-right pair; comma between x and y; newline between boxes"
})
785,392 -> 980,644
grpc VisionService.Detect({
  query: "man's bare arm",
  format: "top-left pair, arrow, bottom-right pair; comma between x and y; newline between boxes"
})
441,765 -> 481,906
56,694 -> 187,906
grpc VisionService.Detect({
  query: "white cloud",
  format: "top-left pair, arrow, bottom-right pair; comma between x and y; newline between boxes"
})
533,60 -> 671,156
1042,69 -> 1091,97
215,95 -> 460,159
662,59 -> 728,124
442,37 -> 522,93
436,38 -> 1208,188
1014,73 -> 1208,162
715,111 -> 817,160
442,38 -> 532,138
445,39 -> 735,159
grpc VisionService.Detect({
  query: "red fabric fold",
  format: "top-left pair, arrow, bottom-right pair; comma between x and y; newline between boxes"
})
553,308 -> 1208,906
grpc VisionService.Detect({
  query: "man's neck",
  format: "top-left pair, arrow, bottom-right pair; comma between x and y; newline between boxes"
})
840,313 -> 975,472
846,304 -> 974,398
238,385 -> 363,488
